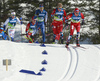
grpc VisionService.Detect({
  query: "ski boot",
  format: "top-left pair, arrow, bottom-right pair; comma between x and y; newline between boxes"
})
40,42 -> 46,47
52,39 -> 55,44
76,40 -> 80,47
65,42 -> 69,48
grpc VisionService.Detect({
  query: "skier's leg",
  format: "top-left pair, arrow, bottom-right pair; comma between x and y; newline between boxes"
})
60,32 -> 63,44
8,29 -> 15,41
55,25 -> 61,44
54,26 -> 58,44
30,34 -> 34,43
11,29 -> 15,41
41,23 -> 45,43
59,22 -> 63,44
66,24 -> 75,47
76,24 -> 80,46
52,24 -> 56,43
52,34 -> 55,43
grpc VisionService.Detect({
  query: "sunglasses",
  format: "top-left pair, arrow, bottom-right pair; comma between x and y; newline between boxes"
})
11,15 -> 15,16
75,12 -> 79,14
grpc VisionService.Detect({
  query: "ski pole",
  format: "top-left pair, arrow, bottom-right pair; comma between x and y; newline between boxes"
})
20,17 -> 23,42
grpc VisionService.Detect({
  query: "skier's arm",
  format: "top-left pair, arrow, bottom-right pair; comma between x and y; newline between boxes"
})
26,23 -> 30,33
45,11 -> 48,23
3,18 -> 10,30
51,9 -> 56,17
65,13 -> 73,22
63,10 -> 67,24
63,17 -> 65,23
81,13 -> 84,19
35,10 -> 39,16
81,13 -> 84,25
16,17 -> 22,25
63,9 -> 67,17
65,14 -> 72,27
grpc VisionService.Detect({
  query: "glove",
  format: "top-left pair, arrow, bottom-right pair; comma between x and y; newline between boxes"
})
81,20 -> 84,25
4,30 -> 8,35
20,17 -> 22,20
36,13 -> 39,16
21,21 -> 23,24
30,35 -> 34,39
55,14 -> 58,17
65,23 -> 68,27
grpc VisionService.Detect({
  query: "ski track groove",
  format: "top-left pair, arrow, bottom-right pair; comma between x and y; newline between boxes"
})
62,46 -> 79,81
62,47 -> 72,80
69,47 -> 79,79
93,45 -> 100,81
94,45 -> 100,50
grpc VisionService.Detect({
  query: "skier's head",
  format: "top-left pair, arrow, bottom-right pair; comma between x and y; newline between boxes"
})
11,12 -> 16,18
74,8 -> 79,16
39,4 -> 44,12
57,3 -> 63,12
32,16 -> 37,24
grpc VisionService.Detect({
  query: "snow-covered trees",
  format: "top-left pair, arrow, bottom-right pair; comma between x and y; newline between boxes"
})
0,0 -> 99,43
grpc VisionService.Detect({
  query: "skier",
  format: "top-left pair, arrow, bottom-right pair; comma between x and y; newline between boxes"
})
51,3 -> 67,44
3,12 -> 22,41
65,8 -> 84,48
26,16 -> 37,43
35,4 -> 48,45
0,27 -> 7,40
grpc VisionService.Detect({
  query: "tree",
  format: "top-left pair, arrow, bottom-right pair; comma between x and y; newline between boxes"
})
0,0 -> 99,43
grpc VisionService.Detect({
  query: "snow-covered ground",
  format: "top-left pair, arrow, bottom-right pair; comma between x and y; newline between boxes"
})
0,41 -> 100,81
0,24 -> 100,81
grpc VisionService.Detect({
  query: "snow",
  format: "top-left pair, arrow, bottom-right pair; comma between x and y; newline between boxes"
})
0,41 -> 100,81
0,24 -> 100,81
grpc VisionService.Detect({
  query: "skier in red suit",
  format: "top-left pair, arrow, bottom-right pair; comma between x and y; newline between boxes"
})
26,16 -> 37,43
65,8 -> 84,47
51,3 -> 67,44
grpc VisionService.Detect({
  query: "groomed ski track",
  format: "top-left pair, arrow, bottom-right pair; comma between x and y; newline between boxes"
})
0,40 -> 100,81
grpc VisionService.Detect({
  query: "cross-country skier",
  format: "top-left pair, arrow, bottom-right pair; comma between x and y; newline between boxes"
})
26,16 -> 37,43
35,4 -> 48,45
3,12 -> 22,41
51,3 -> 67,44
65,8 -> 84,48
0,27 -> 7,40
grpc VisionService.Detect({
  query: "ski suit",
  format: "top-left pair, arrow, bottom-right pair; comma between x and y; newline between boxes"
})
65,12 -> 84,42
26,22 -> 37,43
51,8 -> 66,41
35,9 -> 48,43
3,17 -> 21,41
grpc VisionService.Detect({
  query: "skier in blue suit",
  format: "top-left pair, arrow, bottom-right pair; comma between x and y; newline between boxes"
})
35,4 -> 48,44
0,27 -> 7,40
3,12 -> 22,41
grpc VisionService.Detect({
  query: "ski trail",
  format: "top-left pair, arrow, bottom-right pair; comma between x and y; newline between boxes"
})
58,47 -> 72,81
59,45 -> 79,81
95,45 -> 100,50
93,45 -> 100,81
69,47 -> 79,79
62,48 -> 72,79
